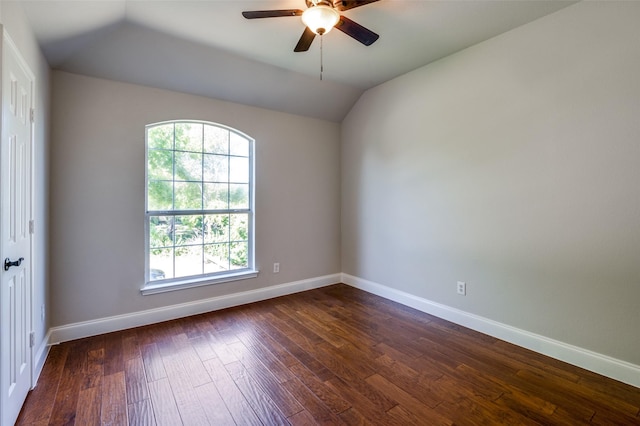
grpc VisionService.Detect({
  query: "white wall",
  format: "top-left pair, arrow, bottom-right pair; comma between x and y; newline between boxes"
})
50,71 -> 341,327
342,1 -> 640,366
0,1 -> 51,372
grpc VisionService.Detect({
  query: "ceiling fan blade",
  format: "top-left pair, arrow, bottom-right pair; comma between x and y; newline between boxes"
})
242,9 -> 303,19
334,0 -> 380,12
335,16 -> 379,46
294,27 -> 316,52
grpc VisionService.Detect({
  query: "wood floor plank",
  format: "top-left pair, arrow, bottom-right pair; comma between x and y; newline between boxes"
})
122,330 -> 143,361
125,356 -> 150,404
516,368 -> 639,417
81,348 -> 104,390
433,361 -> 507,401
101,371 -> 128,425
75,386 -> 101,426
287,409 -> 318,426
366,373 -> 449,423
576,369 -> 640,407
47,340 -> 90,425
337,407 -> 374,425
202,357 -> 263,426
171,333 -> 212,388
386,405 -> 451,426
492,385 -> 558,423
103,332 -> 125,376
277,303 -> 350,348
148,378 -> 182,426
281,376 -> 346,425
128,399 -> 156,426
257,318 -> 334,382
194,381 -> 236,425
227,341 -> 304,417
189,335 -> 217,362
325,377 -> 400,426
17,284 -> 640,426
242,334 -> 296,383
262,310 -> 324,353
225,360 -> 291,424
197,322 -> 239,365
141,343 -> 167,382
371,354 -> 442,408
161,352 -> 209,424
288,362 -> 351,415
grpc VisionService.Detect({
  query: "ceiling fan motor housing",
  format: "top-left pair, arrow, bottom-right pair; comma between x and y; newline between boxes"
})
306,0 -> 335,7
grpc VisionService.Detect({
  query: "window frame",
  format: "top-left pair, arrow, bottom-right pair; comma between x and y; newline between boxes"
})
142,120 -> 257,295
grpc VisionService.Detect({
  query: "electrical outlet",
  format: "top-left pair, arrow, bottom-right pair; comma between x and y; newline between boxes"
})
273,263 -> 280,273
457,281 -> 466,296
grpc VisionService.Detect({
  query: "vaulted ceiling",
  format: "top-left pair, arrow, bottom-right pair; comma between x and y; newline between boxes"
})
21,0 -> 575,122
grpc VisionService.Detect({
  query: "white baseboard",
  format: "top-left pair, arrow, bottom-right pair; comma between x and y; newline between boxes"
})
341,273 -> 640,389
48,274 -> 340,345
43,272 -> 640,389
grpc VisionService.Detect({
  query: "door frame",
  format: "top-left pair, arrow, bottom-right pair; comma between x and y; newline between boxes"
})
0,26 -> 37,423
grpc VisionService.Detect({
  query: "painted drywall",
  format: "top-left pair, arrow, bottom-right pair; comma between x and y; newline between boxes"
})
341,1 -> 640,365
0,2 -> 51,368
49,71 -> 340,327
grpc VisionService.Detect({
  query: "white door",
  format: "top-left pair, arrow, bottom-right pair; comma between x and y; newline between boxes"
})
1,31 -> 34,426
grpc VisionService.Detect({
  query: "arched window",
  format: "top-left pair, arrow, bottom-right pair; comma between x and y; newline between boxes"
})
143,120 -> 256,294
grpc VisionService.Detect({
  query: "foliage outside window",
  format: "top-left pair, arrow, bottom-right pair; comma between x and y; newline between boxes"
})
144,120 -> 255,291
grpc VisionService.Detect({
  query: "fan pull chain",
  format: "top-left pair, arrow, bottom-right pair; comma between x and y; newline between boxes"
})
320,35 -> 324,81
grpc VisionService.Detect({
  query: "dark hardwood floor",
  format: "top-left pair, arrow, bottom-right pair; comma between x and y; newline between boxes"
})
17,284 -> 640,425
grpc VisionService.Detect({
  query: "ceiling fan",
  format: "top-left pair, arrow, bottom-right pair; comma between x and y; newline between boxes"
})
242,0 -> 380,52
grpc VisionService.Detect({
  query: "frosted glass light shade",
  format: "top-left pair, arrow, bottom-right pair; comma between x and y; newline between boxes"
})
302,5 -> 340,35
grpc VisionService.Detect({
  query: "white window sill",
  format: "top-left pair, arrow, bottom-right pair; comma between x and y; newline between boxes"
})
141,269 -> 259,295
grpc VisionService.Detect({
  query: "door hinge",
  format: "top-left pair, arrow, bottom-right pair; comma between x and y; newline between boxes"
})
30,108 -> 35,123
29,332 -> 35,348
29,220 -> 35,234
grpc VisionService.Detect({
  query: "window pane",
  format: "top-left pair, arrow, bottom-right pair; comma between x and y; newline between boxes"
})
150,247 -> 173,280
148,149 -> 173,180
175,122 -> 203,152
146,120 -> 253,285
174,215 -> 203,246
203,154 -> 228,182
204,244 -> 229,273
229,157 -> 249,183
230,133 -> 249,157
204,125 -> 228,154
148,124 -> 174,150
175,245 -> 203,278
148,181 -> 173,211
149,216 -> 173,248
175,152 -> 202,182
230,214 -> 248,242
229,184 -> 248,209
174,182 -> 203,210
204,214 -> 229,244
204,183 -> 229,209
230,242 -> 248,270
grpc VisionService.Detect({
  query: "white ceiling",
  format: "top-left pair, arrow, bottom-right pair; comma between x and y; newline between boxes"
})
20,0 -> 576,122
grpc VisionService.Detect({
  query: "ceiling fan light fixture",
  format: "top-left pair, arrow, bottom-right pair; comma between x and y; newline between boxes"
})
302,5 -> 340,35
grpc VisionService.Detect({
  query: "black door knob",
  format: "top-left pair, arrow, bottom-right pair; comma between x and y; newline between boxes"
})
4,257 -> 24,271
